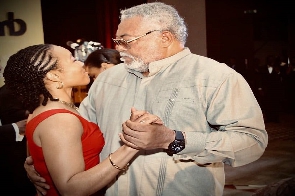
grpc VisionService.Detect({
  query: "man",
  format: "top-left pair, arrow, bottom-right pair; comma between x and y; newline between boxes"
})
0,119 -> 26,193
0,119 -> 26,144
26,2 -> 267,195
0,84 -> 36,195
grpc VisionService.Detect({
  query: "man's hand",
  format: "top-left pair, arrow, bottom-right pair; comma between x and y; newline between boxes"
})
129,107 -> 163,124
120,107 -> 174,150
16,119 -> 27,135
24,156 -> 50,195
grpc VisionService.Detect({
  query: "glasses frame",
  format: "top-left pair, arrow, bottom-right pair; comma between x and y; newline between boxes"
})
112,30 -> 161,49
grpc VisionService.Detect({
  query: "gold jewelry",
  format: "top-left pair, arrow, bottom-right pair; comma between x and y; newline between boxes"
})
56,81 -> 64,89
108,153 -> 129,172
58,100 -> 79,111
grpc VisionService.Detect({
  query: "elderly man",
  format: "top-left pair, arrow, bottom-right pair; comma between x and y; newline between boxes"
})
26,2 -> 267,196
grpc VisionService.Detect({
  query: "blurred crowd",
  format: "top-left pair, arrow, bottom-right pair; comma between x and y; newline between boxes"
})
227,55 -> 295,123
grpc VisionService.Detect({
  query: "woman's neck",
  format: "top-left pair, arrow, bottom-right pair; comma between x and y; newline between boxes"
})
49,88 -> 73,103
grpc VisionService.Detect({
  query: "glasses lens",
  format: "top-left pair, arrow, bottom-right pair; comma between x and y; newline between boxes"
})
113,39 -> 129,48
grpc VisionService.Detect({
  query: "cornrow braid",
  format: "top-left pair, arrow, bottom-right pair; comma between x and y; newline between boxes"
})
3,44 -> 58,113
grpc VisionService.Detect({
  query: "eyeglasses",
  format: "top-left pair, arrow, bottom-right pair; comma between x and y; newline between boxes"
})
112,30 -> 161,49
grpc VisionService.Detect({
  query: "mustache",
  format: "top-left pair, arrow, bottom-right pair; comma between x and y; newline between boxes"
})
120,52 -> 134,58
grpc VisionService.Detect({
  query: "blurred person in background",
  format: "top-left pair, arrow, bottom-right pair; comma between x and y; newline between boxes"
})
84,48 -> 122,81
0,84 -> 35,195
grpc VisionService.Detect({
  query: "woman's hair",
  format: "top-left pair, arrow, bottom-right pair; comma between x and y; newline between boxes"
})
3,44 -> 58,113
120,2 -> 188,45
84,48 -> 122,68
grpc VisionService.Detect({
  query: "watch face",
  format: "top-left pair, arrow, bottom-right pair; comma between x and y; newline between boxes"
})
166,131 -> 185,156
173,141 -> 185,151
168,140 -> 185,154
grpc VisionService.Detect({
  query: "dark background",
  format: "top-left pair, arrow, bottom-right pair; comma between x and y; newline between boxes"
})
41,0 -> 146,49
206,0 -> 294,65
41,0 -> 294,66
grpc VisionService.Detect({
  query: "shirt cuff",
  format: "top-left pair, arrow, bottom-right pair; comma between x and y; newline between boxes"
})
12,123 -> 24,142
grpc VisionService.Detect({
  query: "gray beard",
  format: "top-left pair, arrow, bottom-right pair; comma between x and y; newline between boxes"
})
120,53 -> 149,72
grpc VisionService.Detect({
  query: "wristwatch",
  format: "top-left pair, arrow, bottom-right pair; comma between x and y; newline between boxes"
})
166,130 -> 185,156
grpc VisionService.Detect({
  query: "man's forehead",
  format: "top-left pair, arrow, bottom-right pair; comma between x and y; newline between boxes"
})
116,16 -> 145,35
116,16 -> 160,37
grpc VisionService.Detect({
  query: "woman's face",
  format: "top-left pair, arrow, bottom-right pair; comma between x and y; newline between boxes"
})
52,46 -> 90,87
85,63 -> 115,80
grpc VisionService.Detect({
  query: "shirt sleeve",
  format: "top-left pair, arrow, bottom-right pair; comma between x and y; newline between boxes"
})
174,73 -> 268,167
12,123 -> 24,142
79,84 -> 98,123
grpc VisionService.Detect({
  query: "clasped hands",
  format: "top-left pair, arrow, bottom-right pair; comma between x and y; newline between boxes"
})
120,107 -> 174,150
24,107 -> 174,195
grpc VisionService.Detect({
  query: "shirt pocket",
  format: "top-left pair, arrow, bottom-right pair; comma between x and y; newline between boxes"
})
152,79 -> 201,127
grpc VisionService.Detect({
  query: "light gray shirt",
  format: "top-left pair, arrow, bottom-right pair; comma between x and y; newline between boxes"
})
79,48 -> 268,196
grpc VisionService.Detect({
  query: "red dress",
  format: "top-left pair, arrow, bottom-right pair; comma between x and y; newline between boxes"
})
26,109 -> 105,196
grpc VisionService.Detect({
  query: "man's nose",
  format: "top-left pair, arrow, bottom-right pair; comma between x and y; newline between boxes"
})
115,44 -> 127,52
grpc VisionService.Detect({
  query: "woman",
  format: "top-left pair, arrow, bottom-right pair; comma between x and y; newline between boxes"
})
84,48 -> 122,80
3,44 -> 141,196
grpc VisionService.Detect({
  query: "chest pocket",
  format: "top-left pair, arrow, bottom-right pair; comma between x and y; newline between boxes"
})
151,78 -> 201,127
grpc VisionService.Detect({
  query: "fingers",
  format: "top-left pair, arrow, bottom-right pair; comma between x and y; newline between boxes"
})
130,107 -> 163,124
25,156 -> 50,193
132,112 -> 163,125
25,156 -> 34,164
138,116 -> 163,125
119,133 -> 139,149
122,122 -> 138,137
35,181 -> 50,190
36,186 -> 49,195
130,107 -> 147,122
27,171 -> 47,183
36,190 -> 44,196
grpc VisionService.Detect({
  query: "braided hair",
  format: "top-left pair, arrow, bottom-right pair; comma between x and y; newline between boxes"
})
3,44 -> 58,113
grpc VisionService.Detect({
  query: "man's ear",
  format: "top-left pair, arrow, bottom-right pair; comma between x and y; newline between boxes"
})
45,71 -> 60,82
161,31 -> 174,47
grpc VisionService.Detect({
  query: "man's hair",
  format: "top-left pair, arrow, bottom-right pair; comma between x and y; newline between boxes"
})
120,2 -> 188,44
3,44 -> 58,113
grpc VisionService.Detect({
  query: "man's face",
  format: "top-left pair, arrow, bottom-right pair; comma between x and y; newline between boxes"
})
114,17 -> 163,72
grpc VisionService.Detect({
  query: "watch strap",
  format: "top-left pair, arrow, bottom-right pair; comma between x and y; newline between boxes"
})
175,130 -> 184,140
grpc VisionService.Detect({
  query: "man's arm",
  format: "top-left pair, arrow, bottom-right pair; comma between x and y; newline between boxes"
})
122,73 -> 268,167
0,124 -> 16,144
14,119 -> 26,141
0,117 -> 28,143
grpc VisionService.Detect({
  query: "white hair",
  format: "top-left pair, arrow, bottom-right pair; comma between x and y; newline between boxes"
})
120,2 -> 188,45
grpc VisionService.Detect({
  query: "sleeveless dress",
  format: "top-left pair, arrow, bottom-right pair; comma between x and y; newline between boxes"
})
26,109 -> 105,196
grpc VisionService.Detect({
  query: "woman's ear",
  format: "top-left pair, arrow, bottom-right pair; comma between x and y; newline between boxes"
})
45,71 -> 60,82
101,62 -> 108,70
